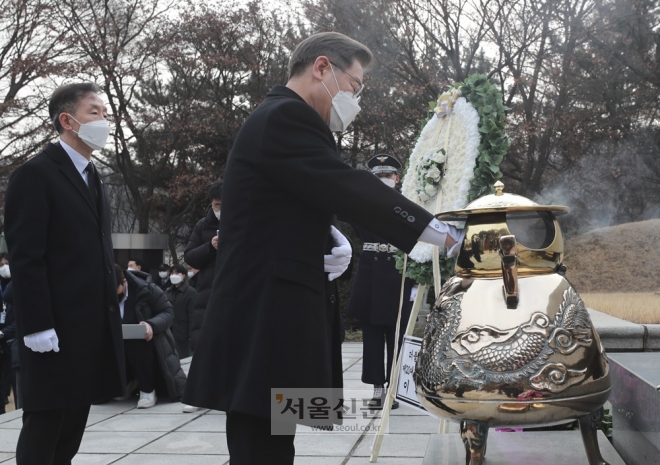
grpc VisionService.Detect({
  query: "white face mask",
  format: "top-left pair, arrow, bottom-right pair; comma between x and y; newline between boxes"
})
322,66 -> 361,132
0,265 -> 9,279
213,209 -> 221,220
170,274 -> 183,285
159,271 -> 169,279
187,271 -> 196,279
380,177 -> 396,188
68,115 -> 111,151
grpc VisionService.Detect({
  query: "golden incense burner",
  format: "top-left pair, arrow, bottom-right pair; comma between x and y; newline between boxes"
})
414,182 -> 611,465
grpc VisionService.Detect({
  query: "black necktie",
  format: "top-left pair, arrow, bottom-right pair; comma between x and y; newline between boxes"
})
84,162 -> 100,212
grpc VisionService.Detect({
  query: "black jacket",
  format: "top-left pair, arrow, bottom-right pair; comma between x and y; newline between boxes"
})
347,224 -> 415,326
4,142 -> 125,411
182,86 -> 433,419
125,270 -> 186,399
183,205 -> 219,350
165,280 -> 197,344
0,283 -> 17,369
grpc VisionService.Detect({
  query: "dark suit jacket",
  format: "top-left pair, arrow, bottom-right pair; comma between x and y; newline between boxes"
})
182,86 -> 433,419
4,142 -> 126,411
346,224 -> 415,326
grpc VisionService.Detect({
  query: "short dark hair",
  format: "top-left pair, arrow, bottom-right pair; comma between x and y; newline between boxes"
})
172,264 -> 188,276
288,32 -> 373,80
208,181 -> 223,201
128,258 -> 143,268
49,82 -> 102,134
114,264 -> 125,286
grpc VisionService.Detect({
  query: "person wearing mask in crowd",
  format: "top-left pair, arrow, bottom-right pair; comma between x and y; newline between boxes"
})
182,181 -> 221,413
165,264 -> 197,360
0,253 -> 12,413
157,263 -> 172,292
115,265 -> 186,408
0,282 -> 19,410
127,258 -> 143,272
4,82 -> 125,463
184,181 -> 221,351
346,154 -> 417,410
0,254 -> 10,294
182,33 -> 463,464
187,267 -> 199,290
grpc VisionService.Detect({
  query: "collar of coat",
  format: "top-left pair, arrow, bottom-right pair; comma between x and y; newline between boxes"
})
124,269 -> 154,300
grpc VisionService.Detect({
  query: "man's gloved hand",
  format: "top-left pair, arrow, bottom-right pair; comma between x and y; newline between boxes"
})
324,226 -> 352,281
24,328 -> 60,353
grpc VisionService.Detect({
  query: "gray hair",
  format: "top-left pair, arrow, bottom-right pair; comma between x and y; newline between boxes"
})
288,32 -> 373,80
49,82 -> 102,134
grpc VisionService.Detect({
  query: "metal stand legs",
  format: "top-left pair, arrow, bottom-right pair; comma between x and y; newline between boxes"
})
460,421 -> 488,465
578,407 -> 610,465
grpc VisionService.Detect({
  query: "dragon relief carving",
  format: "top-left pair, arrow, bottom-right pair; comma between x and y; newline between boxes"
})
415,278 -> 592,394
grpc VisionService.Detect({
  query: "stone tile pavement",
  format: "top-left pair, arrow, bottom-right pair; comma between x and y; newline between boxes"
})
5,343 -> 621,465
0,342 -> 456,464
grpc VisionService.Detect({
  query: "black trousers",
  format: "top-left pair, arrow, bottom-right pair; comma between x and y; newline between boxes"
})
124,340 -> 155,393
226,412 -> 296,465
361,322 -> 405,386
16,405 -> 90,465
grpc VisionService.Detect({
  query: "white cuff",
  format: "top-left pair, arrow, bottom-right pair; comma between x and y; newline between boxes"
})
418,219 -> 465,258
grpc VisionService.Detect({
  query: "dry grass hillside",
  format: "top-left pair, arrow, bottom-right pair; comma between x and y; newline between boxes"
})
563,219 -> 660,293
563,219 -> 660,323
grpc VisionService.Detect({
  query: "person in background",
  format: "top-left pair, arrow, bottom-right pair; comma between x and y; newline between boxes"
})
346,154 -> 417,410
165,264 -> 197,359
115,265 -> 186,408
127,258 -> 143,272
5,82 -> 125,463
182,180 -> 221,414
0,253 -> 12,413
184,181 -> 222,351
0,283 -> 19,410
157,263 -> 172,292
187,267 -> 199,290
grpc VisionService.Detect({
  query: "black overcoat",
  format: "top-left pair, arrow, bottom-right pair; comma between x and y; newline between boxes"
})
165,280 -> 197,345
346,224 -> 415,326
183,205 -> 219,350
125,270 -> 186,399
182,86 -> 433,419
4,142 -> 126,411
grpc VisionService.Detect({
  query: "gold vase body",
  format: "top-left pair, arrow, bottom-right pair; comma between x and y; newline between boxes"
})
414,186 -> 611,429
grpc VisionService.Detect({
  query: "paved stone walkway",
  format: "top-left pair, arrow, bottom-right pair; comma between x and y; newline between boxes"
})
0,342 -> 452,464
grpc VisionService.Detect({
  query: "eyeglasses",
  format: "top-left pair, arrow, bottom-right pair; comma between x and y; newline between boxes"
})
329,61 -> 365,100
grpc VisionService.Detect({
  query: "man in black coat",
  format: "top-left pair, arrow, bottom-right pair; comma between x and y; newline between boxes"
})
347,155 -> 418,410
182,32 -> 463,465
4,83 -> 125,463
183,180 -> 221,351
165,264 -> 197,359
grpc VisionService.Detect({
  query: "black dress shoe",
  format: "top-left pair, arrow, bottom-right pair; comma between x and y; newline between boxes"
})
391,399 -> 399,410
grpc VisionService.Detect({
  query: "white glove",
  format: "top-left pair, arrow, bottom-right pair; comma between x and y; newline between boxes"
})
324,226 -> 352,281
24,328 -> 60,353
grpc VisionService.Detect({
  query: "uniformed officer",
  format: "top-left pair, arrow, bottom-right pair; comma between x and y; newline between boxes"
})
346,154 -> 416,409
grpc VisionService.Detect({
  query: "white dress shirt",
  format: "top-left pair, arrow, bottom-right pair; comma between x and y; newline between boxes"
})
60,140 -> 91,186
419,218 -> 466,258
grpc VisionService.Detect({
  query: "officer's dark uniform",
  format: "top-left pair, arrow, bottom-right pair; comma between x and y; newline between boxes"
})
346,155 -> 416,409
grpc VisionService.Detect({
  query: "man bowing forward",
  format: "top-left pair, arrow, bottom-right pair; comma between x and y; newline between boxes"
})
5,83 -> 125,464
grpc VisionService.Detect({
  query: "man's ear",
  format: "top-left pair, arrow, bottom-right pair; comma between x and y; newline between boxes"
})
59,113 -> 75,132
311,56 -> 332,81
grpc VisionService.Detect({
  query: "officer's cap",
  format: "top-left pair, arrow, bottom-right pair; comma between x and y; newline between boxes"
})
367,154 -> 401,175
